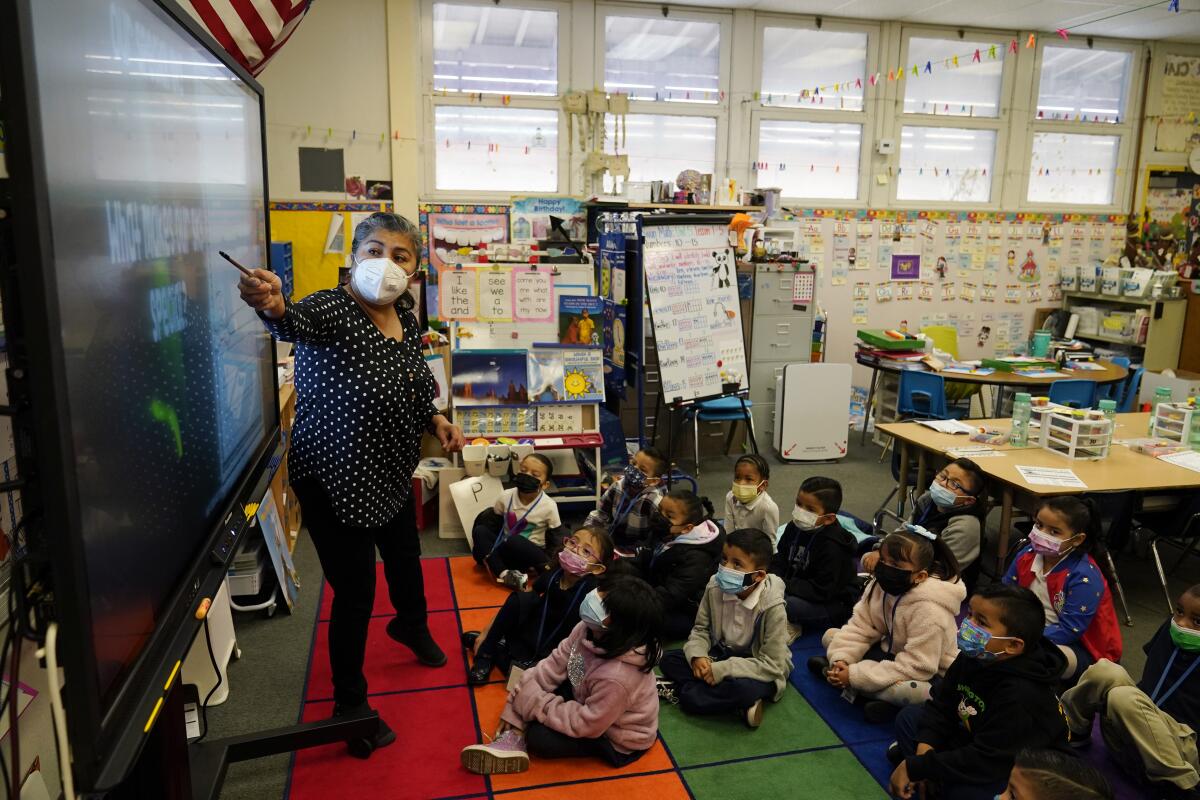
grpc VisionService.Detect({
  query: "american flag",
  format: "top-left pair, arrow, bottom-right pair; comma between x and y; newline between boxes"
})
181,0 -> 315,77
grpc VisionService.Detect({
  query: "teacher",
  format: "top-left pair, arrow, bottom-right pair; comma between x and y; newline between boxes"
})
239,212 -> 465,758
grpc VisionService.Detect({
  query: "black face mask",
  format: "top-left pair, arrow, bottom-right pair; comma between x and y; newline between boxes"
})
874,561 -> 914,596
513,473 -> 542,494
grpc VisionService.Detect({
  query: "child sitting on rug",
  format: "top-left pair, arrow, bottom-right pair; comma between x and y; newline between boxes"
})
471,453 -> 562,589
585,448 -> 669,551
723,455 -> 780,548
463,526 -> 615,685
997,748 -> 1113,800
658,529 -> 793,728
1060,583 -> 1200,800
460,574 -> 663,775
810,525 -> 965,723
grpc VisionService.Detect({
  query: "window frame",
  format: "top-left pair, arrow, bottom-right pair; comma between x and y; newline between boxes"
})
750,15 -> 878,207
421,0 -> 571,199
594,3 -> 733,196
888,26 -> 1017,209
1019,36 -> 1144,212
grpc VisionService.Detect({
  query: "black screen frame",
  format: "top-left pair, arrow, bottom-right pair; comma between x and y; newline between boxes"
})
0,0 -> 281,789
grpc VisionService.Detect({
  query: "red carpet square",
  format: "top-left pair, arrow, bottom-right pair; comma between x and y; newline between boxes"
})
304,610 -> 465,702
289,687 -> 485,800
471,683 -> 675,792
449,556 -> 510,609
318,558 -> 453,621
500,771 -> 690,799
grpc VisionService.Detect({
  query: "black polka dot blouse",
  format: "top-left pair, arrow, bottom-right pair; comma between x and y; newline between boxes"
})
261,289 -> 438,527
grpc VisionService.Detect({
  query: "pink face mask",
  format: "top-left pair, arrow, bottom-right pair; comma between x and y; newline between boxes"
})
557,548 -> 593,576
1029,526 -> 1073,557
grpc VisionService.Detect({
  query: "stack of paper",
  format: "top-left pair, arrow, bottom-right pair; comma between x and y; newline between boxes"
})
916,419 -> 976,435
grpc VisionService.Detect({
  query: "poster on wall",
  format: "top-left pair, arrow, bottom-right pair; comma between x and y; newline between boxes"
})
451,351 -> 529,406
509,197 -> 586,244
558,296 -> 604,347
891,254 -> 920,281
1157,55 -> 1200,153
419,204 -> 508,315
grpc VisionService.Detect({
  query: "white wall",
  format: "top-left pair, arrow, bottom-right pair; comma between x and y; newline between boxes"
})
258,0 -> 393,201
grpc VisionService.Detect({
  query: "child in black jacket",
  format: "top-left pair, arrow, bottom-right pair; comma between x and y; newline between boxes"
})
1060,583 -> 1200,800
769,476 -> 858,642
890,583 -> 1070,800
632,488 -> 724,641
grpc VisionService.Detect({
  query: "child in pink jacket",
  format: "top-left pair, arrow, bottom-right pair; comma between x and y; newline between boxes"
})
460,574 -> 663,774
810,526 -> 966,723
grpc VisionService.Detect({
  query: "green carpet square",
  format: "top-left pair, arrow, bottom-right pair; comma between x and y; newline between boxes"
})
683,748 -> 889,800
657,689 -> 839,768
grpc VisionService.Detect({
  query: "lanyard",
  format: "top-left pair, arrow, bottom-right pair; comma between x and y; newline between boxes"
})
917,502 -> 934,525
534,570 -> 589,655
1149,649 -> 1200,709
491,492 -> 543,554
881,593 -> 902,651
613,491 -> 639,531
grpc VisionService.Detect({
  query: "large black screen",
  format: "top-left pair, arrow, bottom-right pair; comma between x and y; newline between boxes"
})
26,0 -> 276,707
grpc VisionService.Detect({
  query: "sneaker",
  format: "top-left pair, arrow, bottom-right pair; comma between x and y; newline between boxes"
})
467,655 -> 494,686
498,570 -> 528,590
386,620 -> 447,667
806,656 -> 830,678
745,699 -> 764,729
787,623 -> 804,645
863,700 -> 900,724
461,630 -> 480,651
460,730 -> 530,775
886,742 -> 904,767
656,678 -> 680,706
332,703 -> 397,760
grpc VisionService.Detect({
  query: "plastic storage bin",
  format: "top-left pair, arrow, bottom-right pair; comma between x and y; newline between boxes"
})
1042,411 -> 1113,460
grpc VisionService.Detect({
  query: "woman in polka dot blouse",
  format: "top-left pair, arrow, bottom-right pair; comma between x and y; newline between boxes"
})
239,212 -> 465,758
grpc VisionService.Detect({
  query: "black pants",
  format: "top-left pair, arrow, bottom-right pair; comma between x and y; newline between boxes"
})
524,683 -> 646,767
659,649 -> 775,715
662,608 -> 698,642
294,478 -> 427,708
476,589 -> 543,669
471,511 -> 549,575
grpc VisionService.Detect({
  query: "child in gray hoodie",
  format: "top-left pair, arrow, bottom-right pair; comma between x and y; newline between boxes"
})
659,529 -> 794,728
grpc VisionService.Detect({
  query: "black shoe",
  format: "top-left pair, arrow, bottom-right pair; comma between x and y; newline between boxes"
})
332,703 -> 397,760
387,620 -> 447,667
863,700 -> 900,724
468,655 -> 494,685
807,656 -> 830,678
461,630 -> 480,650
886,742 -> 904,767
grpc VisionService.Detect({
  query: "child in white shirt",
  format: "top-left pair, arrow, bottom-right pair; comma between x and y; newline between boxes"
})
724,455 -> 780,548
472,453 -> 561,589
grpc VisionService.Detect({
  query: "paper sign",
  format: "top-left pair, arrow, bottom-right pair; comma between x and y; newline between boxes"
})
477,268 -> 513,321
513,268 -> 553,321
450,474 -> 505,547
257,491 -> 300,611
538,405 -> 584,433
439,268 -> 477,320
1015,465 -> 1087,488
426,354 -> 449,411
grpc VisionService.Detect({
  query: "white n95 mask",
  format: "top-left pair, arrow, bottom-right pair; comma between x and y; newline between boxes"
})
351,258 -> 409,306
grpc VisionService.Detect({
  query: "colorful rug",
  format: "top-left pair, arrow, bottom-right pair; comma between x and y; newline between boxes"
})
287,557 -> 1137,799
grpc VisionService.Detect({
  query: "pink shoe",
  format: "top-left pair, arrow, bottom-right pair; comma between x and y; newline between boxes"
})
460,730 -> 529,775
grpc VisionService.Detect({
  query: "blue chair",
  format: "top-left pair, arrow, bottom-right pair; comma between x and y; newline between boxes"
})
1049,379 -> 1098,409
684,397 -> 756,475
1111,356 -> 1132,368
1099,357 -> 1133,403
897,371 -> 966,420
1116,368 -> 1145,413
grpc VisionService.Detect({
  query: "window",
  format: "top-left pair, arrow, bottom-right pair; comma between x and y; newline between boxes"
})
603,15 -> 721,103
760,28 -> 867,111
604,113 -> 716,188
434,106 -> 558,191
1024,40 -> 1138,207
1036,47 -> 1132,123
752,19 -> 874,203
432,4 -> 558,96
425,1 -> 566,195
894,31 -> 1011,205
897,126 -> 996,203
903,37 -> 1004,117
756,121 -> 861,200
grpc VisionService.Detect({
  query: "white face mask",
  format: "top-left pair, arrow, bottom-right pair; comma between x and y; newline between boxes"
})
792,506 -> 820,530
351,257 -> 409,306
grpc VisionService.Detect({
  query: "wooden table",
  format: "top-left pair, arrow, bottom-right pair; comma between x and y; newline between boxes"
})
876,413 -> 1200,575
858,357 -> 1128,445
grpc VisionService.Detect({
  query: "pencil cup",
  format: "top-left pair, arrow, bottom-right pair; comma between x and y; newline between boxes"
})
486,444 -> 511,477
462,444 -> 486,477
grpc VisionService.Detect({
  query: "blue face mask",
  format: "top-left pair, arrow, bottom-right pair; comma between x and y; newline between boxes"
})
716,564 -> 755,594
957,618 -> 1015,661
929,481 -> 960,509
579,589 -> 608,630
623,463 -> 647,493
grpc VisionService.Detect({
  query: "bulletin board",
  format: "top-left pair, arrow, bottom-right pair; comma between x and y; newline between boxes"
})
268,201 -> 393,300
764,209 -> 1127,402
641,215 -> 749,405
439,261 -> 602,437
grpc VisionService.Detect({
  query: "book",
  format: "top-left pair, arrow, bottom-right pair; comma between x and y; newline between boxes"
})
982,356 -> 1059,372
558,296 -> 604,347
917,419 -> 975,435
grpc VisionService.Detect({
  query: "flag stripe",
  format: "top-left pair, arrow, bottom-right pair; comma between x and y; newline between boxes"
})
185,0 -> 311,75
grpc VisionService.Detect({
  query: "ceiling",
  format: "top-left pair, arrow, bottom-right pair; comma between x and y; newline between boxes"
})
625,0 -> 1200,43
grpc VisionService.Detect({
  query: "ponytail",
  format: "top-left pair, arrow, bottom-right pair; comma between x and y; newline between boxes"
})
665,488 -> 714,526
1040,495 -> 1117,591
879,529 -> 961,584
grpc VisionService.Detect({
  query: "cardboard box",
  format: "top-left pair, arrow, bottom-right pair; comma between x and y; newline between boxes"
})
1139,369 -> 1200,407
